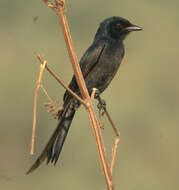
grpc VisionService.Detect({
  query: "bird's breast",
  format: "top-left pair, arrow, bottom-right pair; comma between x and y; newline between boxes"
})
85,41 -> 124,93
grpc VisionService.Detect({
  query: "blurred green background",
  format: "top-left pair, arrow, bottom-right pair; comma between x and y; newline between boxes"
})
1,0 -> 179,189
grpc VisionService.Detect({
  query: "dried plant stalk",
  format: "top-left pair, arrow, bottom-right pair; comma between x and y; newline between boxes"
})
40,84 -> 53,103
30,61 -> 46,155
98,96 -> 120,137
105,109 -> 120,137
110,138 -> 120,173
54,1 -> 114,189
90,88 -> 97,102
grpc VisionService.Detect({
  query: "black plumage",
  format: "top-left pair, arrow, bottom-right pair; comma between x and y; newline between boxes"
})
27,16 -> 142,174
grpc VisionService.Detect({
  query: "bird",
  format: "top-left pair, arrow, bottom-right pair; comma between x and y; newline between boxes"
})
27,16 -> 142,174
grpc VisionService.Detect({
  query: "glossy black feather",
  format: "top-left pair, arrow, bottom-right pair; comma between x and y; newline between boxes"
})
27,16 -> 141,174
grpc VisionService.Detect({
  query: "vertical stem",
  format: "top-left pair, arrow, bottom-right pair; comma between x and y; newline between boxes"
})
56,2 -> 89,100
30,61 -> 46,154
55,1 -> 114,189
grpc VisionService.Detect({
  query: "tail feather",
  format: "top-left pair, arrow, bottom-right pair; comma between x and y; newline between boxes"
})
51,127 -> 68,164
26,99 -> 76,175
46,144 -> 53,164
49,109 -> 75,165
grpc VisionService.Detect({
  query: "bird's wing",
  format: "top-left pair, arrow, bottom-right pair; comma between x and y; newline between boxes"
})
63,40 -> 106,102
80,40 -> 106,78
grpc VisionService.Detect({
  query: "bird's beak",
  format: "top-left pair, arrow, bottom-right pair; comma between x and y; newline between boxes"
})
125,24 -> 142,32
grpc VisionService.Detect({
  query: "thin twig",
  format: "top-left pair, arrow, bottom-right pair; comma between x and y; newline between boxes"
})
55,0 -> 89,100
35,52 -> 86,105
41,84 -> 62,117
105,109 -> 120,137
90,88 -> 97,101
110,138 -> 119,174
30,61 -> 46,155
41,84 -> 53,103
53,105 -> 64,115
98,96 -> 120,137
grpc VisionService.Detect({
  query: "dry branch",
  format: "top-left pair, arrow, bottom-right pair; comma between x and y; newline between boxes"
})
97,96 -> 120,137
54,1 -> 114,189
40,84 -> 53,103
30,60 -> 46,155
110,138 -> 120,174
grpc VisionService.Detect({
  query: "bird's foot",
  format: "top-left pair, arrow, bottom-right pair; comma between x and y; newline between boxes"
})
97,98 -> 106,112
97,95 -> 106,116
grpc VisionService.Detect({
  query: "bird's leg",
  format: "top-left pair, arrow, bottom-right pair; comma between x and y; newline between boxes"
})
96,92 -> 106,117
97,97 -> 106,115
89,88 -> 104,129
97,96 -> 106,129
92,89 -> 105,129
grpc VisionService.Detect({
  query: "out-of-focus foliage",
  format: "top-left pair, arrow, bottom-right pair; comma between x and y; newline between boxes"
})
0,0 -> 178,190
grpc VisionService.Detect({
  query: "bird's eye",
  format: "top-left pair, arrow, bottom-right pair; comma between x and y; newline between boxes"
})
115,23 -> 122,30
116,23 -> 121,27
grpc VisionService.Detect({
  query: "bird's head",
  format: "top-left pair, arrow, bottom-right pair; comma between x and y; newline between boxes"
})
95,16 -> 142,41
